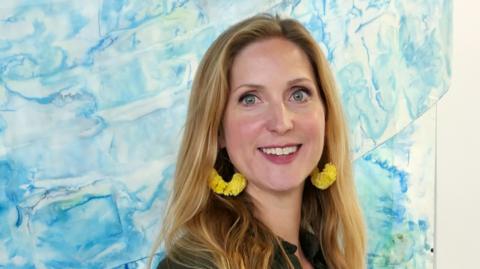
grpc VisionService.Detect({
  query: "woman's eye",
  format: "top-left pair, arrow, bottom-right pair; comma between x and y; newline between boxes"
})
239,94 -> 258,105
290,88 -> 310,103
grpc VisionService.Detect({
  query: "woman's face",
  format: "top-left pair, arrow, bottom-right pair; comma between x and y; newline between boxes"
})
221,37 -> 326,195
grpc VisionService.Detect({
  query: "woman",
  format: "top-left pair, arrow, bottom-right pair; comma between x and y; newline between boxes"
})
150,14 -> 366,269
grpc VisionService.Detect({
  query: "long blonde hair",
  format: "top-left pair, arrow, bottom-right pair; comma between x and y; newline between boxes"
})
150,14 -> 366,269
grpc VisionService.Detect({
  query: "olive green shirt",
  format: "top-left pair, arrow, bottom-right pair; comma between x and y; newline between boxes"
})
157,231 -> 328,269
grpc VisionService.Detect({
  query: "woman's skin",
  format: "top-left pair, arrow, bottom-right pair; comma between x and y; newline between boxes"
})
221,37 -> 326,269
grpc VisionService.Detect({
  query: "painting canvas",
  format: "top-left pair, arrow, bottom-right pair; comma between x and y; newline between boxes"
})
0,0 -> 451,268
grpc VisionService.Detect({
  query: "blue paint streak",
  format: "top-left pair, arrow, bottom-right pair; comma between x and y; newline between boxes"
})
350,5 -> 362,17
408,220 -> 416,231
291,0 -> 302,14
3,82 -> 60,105
355,13 -> 384,33
87,35 -> 118,56
15,205 -> 23,227
418,219 -> 428,231
381,205 -> 406,223
363,154 -> 410,193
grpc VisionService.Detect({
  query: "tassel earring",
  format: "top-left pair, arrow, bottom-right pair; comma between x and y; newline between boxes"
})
209,169 -> 247,196
310,163 -> 337,190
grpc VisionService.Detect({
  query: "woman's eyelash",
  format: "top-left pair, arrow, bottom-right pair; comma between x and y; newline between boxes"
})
292,86 -> 312,95
290,87 -> 313,102
238,92 -> 258,104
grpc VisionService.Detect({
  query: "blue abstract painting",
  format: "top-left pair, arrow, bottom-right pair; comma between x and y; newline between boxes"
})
0,0 -> 451,268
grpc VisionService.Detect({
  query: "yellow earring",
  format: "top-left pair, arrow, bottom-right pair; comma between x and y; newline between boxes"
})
310,163 -> 337,190
209,169 -> 247,196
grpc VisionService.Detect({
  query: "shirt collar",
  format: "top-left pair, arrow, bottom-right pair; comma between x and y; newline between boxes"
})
280,230 -> 328,268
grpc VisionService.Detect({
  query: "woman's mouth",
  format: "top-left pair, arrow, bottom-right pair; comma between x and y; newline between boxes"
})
258,144 -> 302,164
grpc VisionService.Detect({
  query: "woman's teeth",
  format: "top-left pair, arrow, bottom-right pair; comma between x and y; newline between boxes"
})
260,145 -> 299,155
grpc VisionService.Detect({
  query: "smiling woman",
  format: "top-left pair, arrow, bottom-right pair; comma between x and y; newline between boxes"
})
150,14 -> 366,269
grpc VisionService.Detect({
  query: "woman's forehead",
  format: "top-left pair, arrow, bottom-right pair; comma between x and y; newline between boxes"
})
229,38 -> 316,88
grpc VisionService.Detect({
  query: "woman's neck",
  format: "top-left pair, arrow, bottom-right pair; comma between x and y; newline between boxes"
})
248,183 -> 314,268
247,183 -> 305,246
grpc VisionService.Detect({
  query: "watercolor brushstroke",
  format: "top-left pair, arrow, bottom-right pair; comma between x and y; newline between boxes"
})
0,0 -> 450,268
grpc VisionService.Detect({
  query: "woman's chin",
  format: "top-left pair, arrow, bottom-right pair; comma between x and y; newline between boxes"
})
247,179 -> 306,195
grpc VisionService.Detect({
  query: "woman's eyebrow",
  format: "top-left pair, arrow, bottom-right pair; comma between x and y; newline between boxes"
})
287,77 -> 314,86
232,83 -> 265,93
233,77 -> 314,93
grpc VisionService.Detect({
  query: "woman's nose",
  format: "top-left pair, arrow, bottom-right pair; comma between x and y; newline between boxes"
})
266,103 -> 294,134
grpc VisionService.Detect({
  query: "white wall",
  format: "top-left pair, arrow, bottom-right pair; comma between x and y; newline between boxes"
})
436,2 -> 480,268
